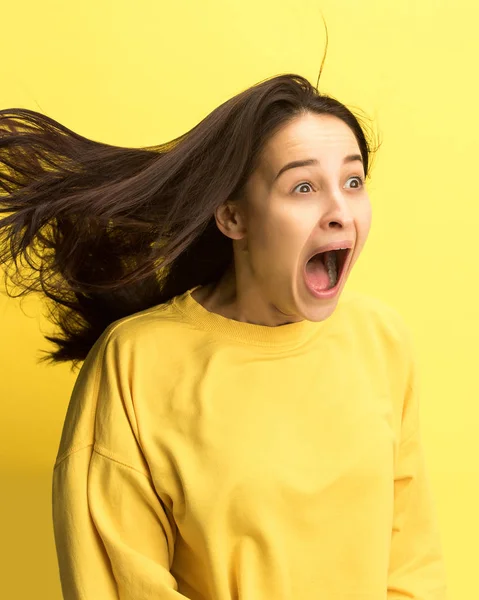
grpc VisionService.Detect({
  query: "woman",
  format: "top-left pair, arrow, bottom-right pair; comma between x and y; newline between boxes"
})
0,73 -> 447,599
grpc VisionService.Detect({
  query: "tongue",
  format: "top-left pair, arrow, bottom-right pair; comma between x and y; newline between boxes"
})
305,255 -> 330,291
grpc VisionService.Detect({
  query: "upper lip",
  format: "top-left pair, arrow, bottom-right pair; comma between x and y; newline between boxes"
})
305,239 -> 354,263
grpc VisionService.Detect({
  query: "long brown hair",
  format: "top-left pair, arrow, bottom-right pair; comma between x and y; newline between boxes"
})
0,73 -> 377,369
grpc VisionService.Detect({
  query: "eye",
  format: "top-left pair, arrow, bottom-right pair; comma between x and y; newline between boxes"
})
345,176 -> 364,189
292,181 -> 314,194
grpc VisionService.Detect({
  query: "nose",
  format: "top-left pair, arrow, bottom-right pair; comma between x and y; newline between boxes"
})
318,188 -> 354,230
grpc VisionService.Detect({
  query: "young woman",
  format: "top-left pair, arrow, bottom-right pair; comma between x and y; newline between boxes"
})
0,73 -> 447,599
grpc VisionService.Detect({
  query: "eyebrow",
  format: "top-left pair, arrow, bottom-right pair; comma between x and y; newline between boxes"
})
274,154 -> 364,181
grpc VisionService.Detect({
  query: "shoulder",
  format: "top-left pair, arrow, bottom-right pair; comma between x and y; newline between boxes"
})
335,291 -> 418,408
83,296 -> 200,368
335,289 -> 414,355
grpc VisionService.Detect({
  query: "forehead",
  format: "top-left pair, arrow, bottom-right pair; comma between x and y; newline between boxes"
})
260,113 -> 360,170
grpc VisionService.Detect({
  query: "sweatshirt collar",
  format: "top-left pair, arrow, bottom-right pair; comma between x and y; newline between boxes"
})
171,285 -> 326,347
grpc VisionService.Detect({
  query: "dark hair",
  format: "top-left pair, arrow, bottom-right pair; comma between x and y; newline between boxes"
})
0,73 -> 377,369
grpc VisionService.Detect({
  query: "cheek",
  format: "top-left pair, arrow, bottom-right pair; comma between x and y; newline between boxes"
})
246,213 -> 307,275
248,203 -> 303,249
356,200 -> 372,240
348,204 -> 372,270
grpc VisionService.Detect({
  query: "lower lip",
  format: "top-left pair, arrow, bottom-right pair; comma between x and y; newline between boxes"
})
303,253 -> 350,300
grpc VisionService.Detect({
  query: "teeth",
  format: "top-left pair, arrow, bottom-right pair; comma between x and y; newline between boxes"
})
325,251 -> 338,287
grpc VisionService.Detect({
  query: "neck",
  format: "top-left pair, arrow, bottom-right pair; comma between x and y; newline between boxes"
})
192,265 -> 302,327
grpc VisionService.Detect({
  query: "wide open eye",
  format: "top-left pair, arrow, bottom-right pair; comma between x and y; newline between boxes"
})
344,176 -> 364,189
292,181 -> 314,194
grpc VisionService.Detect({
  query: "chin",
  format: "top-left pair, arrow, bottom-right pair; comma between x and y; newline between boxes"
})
293,283 -> 345,323
301,298 -> 340,322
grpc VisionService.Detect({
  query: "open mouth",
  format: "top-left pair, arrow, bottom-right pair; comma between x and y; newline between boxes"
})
304,248 -> 350,293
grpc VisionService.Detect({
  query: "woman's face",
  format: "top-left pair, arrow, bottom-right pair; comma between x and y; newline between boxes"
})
220,111 -> 372,325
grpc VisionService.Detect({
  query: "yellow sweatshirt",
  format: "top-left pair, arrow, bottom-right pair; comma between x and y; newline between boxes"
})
52,286 -> 448,599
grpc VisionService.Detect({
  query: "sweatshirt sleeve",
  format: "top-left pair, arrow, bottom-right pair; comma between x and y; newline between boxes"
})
387,341 -> 448,599
52,327 -> 191,600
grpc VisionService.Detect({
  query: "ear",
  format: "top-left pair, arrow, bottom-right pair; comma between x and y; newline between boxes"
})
215,200 -> 246,240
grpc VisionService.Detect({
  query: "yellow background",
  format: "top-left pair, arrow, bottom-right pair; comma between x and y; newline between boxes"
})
0,1 -> 476,598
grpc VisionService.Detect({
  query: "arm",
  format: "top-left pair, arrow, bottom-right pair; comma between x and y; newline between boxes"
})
52,328 -> 191,599
387,351 -> 448,598
52,446 -> 189,599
